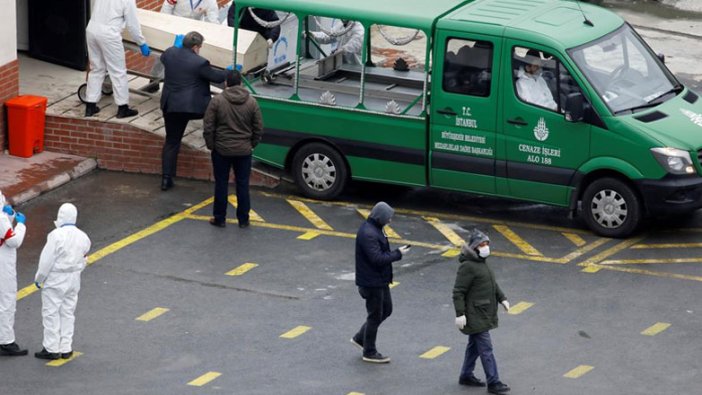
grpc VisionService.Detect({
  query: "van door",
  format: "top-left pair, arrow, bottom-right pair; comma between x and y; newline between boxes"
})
501,42 -> 591,205
429,31 -> 500,195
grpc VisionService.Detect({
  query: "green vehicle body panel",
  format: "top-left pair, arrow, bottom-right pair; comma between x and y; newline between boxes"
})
241,0 -> 702,222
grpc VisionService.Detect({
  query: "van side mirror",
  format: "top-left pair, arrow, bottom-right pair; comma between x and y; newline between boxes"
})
657,53 -> 665,64
564,92 -> 584,122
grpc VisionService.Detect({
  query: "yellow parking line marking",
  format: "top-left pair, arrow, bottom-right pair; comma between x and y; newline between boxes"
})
641,322 -> 671,336
585,264 -> 702,282
442,248 -> 461,258
633,242 -> 702,249
425,217 -> 465,247
357,208 -> 401,239
389,281 -> 400,288
287,199 -> 333,230
578,236 -> 645,273
493,225 -> 542,256
280,325 -> 311,339
558,238 -> 610,264
507,301 -> 534,315
297,231 -> 320,240
563,365 -> 594,378
228,195 -> 264,222
562,233 -> 586,247
419,346 -> 450,359
602,258 -> 702,265
136,307 -> 170,322
226,263 -> 258,276
46,351 -> 83,367
347,392 -> 365,395
187,371 -> 222,387
17,197 -> 215,301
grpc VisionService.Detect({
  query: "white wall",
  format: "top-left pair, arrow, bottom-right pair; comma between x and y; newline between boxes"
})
0,0 -> 17,65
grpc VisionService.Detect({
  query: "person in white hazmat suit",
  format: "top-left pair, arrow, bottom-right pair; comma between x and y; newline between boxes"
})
309,19 -> 365,65
33,203 -> 91,360
84,0 -> 151,119
0,191 -> 28,357
515,49 -> 557,111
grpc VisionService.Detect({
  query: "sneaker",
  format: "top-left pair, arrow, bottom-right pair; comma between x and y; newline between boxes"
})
209,217 -> 226,228
84,103 -> 100,117
487,381 -> 510,394
362,352 -> 390,364
60,351 -> 73,359
0,342 -> 28,356
34,348 -> 60,360
350,337 -> 363,351
459,374 -> 485,387
238,221 -> 250,228
116,105 -> 138,119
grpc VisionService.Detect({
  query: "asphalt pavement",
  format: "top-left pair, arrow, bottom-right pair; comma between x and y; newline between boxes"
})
2,171 -> 701,395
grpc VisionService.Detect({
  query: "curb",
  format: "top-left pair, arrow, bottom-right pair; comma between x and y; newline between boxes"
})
10,158 -> 98,206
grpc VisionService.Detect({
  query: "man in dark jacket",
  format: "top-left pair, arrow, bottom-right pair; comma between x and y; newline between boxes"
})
352,202 -> 409,363
227,3 -> 281,47
453,229 -> 511,394
203,69 -> 263,228
160,31 -> 227,191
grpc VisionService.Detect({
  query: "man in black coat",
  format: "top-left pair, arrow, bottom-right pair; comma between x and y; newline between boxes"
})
227,3 -> 280,47
159,31 -> 226,191
352,201 -> 409,363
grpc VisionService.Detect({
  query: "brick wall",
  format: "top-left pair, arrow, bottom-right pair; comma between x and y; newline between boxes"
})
0,60 -> 19,150
43,115 -> 277,188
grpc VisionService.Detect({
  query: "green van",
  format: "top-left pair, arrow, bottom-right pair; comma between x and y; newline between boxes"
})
232,0 -> 702,238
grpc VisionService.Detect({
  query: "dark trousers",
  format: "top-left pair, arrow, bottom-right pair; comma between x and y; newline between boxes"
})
461,331 -> 500,385
162,112 -> 200,177
212,150 -> 252,224
354,285 -> 392,356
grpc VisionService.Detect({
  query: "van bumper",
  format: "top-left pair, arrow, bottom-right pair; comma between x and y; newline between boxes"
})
636,176 -> 702,214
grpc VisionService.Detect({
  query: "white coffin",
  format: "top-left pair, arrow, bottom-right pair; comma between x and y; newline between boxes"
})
123,8 -> 268,73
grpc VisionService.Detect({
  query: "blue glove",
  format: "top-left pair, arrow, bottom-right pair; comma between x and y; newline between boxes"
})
34,281 -> 42,289
173,34 -> 184,48
140,43 -> 151,57
2,205 -> 13,216
15,212 -> 25,224
226,64 -> 243,71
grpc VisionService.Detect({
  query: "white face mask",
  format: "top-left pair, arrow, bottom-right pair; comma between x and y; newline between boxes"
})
477,245 -> 490,258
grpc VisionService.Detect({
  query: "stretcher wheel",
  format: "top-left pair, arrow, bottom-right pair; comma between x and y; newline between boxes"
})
77,83 -> 88,103
77,81 -> 113,104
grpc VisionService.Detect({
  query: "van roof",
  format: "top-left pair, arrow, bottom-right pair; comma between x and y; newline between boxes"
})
440,0 -> 624,49
236,0 -> 473,30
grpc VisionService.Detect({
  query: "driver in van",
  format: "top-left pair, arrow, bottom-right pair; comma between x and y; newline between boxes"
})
516,49 -> 557,111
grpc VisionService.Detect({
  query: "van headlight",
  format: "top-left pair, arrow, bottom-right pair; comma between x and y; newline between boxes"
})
650,147 -> 695,174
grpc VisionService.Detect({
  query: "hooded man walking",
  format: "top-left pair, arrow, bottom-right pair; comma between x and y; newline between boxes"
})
203,69 -> 263,229
352,201 -> 410,363
34,203 -> 91,360
0,191 -> 27,356
453,229 -> 511,394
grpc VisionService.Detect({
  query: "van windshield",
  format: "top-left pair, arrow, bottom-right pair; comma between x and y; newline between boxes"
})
569,24 -> 680,115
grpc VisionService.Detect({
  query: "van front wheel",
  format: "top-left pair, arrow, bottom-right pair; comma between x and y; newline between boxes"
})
582,178 -> 641,238
292,143 -> 348,200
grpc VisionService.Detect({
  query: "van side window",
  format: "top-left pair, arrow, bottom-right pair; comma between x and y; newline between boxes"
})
443,39 -> 493,97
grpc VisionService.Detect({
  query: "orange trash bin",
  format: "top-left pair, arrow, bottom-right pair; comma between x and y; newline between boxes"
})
5,95 -> 47,158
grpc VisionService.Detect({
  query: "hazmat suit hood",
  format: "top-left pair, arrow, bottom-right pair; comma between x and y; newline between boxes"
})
223,85 -> 250,105
54,203 -> 78,228
368,201 -> 394,226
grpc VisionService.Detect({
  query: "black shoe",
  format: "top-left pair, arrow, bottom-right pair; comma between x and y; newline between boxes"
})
116,105 -> 138,118
209,217 -> 226,228
350,337 -> 363,351
143,81 -> 160,93
34,348 -> 60,360
60,351 -> 73,359
0,342 -> 28,356
238,221 -> 250,228
487,382 -> 510,394
84,102 -> 100,117
160,176 -> 174,191
362,352 -> 390,364
459,374 -> 485,387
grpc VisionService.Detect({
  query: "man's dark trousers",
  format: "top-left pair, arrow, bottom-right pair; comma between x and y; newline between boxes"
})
162,112 -> 201,177
354,285 -> 392,356
461,331 -> 500,385
212,150 -> 251,224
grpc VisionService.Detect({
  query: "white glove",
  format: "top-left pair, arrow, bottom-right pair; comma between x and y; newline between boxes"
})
267,38 -> 273,48
455,315 -> 466,330
500,300 -> 510,312
398,245 -> 411,255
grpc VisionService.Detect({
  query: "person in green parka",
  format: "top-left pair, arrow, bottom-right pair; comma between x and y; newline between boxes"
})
452,229 -> 511,394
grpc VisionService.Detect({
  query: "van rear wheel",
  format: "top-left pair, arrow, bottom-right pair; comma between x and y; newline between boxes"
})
582,178 -> 641,238
292,143 -> 348,200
